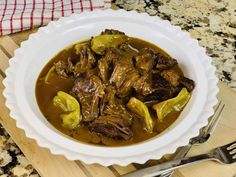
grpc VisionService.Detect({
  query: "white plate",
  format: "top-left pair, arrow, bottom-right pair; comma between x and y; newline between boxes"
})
3,9 -> 218,166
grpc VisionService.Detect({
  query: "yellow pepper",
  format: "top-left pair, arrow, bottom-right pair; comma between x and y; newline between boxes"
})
60,110 -> 80,130
153,88 -> 191,122
127,97 -> 154,133
91,34 -> 127,55
53,91 -> 81,129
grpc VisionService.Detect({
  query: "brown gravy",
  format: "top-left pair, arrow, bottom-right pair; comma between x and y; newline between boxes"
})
36,37 -> 180,146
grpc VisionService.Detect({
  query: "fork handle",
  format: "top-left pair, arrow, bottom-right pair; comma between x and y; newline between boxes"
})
122,154 -> 214,177
156,144 -> 192,177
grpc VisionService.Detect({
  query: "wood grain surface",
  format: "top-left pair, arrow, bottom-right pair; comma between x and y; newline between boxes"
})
0,29 -> 236,177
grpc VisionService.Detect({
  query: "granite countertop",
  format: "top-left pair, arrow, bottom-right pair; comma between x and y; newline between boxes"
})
0,125 -> 40,177
0,0 -> 235,176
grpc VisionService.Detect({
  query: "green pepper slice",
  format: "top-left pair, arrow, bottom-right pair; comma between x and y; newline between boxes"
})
127,97 -> 154,133
53,91 -> 81,129
91,34 -> 127,55
153,88 -> 191,122
61,110 -> 80,130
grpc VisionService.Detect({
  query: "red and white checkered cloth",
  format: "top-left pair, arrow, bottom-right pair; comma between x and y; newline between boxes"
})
0,0 -> 111,36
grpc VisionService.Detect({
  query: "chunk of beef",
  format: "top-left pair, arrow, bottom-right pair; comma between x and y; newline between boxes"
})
110,56 -> 140,97
90,75 -> 105,97
54,45 -> 96,78
144,88 -> 177,102
78,94 -> 99,122
54,60 -> 68,78
110,56 -> 133,88
105,47 -> 123,65
85,67 -> 99,78
99,46 -> 139,93
152,73 -> 170,88
155,57 -> 177,70
119,43 -> 139,58
101,29 -> 125,35
160,69 -> 181,87
117,68 -> 140,97
135,48 -> 156,74
100,86 -> 133,125
98,59 -> 110,83
143,74 -> 178,102
71,76 -> 105,122
54,58 -> 75,78
88,115 -> 133,140
133,74 -> 153,96
71,77 -> 95,94
98,48 -> 121,83
133,72 -> 174,98
180,76 -> 195,92
73,45 -> 96,74
135,48 -> 178,74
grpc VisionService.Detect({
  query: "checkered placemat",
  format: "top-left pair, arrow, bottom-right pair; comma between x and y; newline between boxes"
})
0,0 -> 111,36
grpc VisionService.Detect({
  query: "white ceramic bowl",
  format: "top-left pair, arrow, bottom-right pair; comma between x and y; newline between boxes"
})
3,9 -> 218,166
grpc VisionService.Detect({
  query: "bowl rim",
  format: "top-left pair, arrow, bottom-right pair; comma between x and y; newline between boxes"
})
2,9 -> 218,166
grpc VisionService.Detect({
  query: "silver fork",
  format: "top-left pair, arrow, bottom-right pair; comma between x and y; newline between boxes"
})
156,101 -> 225,177
122,140 -> 236,177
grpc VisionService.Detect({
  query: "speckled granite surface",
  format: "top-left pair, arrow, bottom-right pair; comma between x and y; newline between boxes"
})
0,0 -> 235,176
0,125 -> 39,177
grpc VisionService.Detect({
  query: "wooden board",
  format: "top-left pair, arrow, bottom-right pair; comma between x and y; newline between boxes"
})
0,29 -> 236,177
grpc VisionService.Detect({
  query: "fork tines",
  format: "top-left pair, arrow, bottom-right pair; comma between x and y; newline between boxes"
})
227,142 -> 236,159
227,142 -> 236,150
223,141 -> 236,160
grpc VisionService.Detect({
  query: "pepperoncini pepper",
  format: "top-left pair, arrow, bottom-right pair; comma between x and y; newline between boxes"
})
91,34 -> 127,55
153,88 -> 191,122
53,91 -> 81,130
127,97 -> 154,133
